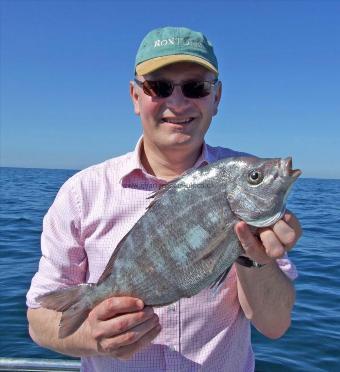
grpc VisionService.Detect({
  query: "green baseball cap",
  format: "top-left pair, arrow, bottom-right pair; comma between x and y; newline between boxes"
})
135,26 -> 218,76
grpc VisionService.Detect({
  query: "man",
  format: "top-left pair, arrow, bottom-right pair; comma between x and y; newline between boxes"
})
27,27 -> 301,371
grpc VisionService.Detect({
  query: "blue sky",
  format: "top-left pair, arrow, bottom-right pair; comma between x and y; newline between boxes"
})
1,0 -> 339,178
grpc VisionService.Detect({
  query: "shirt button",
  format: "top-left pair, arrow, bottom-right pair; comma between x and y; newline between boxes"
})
168,304 -> 176,312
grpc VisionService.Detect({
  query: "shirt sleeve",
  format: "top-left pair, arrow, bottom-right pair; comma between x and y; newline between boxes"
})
26,176 -> 87,308
276,253 -> 298,280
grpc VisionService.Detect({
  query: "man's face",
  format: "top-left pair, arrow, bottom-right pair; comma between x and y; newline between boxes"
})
130,62 -> 222,152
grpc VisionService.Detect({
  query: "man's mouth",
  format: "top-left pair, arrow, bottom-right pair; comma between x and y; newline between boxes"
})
161,117 -> 194,124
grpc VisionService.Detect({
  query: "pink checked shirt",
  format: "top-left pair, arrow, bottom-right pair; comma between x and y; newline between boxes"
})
27,138 -> 298,372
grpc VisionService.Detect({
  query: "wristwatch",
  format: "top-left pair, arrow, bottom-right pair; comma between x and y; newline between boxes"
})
236,256 -> 267,268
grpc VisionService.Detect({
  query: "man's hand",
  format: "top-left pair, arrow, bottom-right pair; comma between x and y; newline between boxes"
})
88,296 -> 161,360
235,211 -> 302,265
28,296 -> 161,359
234,211 -> 301,338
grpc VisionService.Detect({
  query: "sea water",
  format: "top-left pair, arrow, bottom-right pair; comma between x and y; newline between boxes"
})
0,167 -> 339,371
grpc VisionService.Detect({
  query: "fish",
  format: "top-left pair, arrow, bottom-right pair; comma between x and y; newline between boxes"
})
36,156 -> 301,338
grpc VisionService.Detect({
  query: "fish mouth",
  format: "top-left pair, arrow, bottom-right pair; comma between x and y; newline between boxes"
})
282,157 -> 302,179
247,208 -> 286,227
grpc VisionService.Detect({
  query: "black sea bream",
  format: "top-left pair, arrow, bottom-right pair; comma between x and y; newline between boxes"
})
37,156 -> 301,338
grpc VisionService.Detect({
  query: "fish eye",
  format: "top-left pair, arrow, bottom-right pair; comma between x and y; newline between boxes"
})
248,170 -> 264,185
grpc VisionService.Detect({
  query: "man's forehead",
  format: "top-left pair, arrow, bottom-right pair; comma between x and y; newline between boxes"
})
143,62 -> 215,80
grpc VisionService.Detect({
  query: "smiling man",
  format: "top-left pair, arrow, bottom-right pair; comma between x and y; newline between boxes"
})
27,27 -> 301,371
131,61 -> 220,181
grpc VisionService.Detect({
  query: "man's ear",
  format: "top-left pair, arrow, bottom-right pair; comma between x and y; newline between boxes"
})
130,81 -> 140,116
213,81 -> 222,116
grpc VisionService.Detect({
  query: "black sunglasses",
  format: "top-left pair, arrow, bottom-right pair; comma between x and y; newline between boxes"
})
134,78 -> 218,99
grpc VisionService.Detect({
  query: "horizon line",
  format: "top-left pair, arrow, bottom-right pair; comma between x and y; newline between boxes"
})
1,166 -> 339,181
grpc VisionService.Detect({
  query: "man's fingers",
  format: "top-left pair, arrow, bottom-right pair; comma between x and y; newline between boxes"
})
235,212 -> 302,263
111,322 -> 162,360
92,297 -> 144,321
99,313 -> 160,353
258,228 -> 285,258
271,220 -> 296,250
235,221 -> 261,253
268,212 -> 302,251
283,211 -> 302,246
235,222 -> 270,263
93,306 -> 156,340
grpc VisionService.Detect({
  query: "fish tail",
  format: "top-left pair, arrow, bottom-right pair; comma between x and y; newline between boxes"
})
36,283 -> 96,338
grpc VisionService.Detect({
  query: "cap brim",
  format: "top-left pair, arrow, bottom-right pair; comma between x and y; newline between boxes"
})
135,55 -> 218,75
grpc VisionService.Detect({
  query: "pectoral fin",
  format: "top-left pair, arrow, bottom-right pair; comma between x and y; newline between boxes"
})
210,266 -> 232,289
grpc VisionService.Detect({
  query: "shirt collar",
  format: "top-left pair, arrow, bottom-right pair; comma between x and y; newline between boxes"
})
119,136 -> 216,184
121,136 -> 145,176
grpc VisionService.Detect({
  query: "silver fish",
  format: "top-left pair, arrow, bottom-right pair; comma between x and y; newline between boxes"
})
37,156 -> 301,338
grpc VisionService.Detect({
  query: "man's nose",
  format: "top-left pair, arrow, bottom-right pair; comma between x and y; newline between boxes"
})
165,85 -> 191,109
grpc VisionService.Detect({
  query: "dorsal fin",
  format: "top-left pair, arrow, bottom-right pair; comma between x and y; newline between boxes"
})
146,177 -> 180,210
97,231 -> 130,285
146,167 -> 197,210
